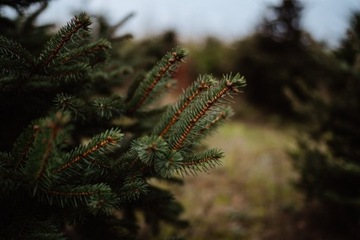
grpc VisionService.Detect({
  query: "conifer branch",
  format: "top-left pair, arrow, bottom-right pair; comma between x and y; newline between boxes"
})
43,64 -> 90,83
60,39 -> 111,66
54,93 -> 86,119
198,108 -> 233,136
180,149 -> 223,175
38,12 -> 92,68
171,74 -> 245,150
11,125 -> 40,170
34,120 -> 60,180
53,137 -> 114,172
155,75 -> 215,137
25,115 -> 64,182
92,96 -> 124,119
0,35 -> 35,68
25,221 -> 66,240
154,151 -> 183,178
0,7 -> 248,236
127,47 -> 187,112
46,188 -> 98,198
203,111 -> 227,131
0,153 -> 23,194
132,135 -> 169,166
0,36 -> 35,82
0,152 -> 12,166
119,175 -> 149,201
53,129 -> 122,173
41,183 -> 116,211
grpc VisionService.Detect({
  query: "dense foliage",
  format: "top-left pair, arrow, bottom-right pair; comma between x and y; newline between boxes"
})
0,4 -> 245,239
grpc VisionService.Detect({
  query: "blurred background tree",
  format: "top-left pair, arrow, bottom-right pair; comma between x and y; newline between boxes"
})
0,0 -> 54,54
180,1 -> 360,239
290,11 -> 360,239
231,0 -> 330,117
185,0 -> 336,118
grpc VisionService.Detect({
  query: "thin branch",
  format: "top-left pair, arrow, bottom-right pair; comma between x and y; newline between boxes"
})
45,189 -> 98,197
53,136 -> 117,173
35,121 -> 60,180
172,80 -> 238,151
129,50 -> 186,112
159,79 -> 211,137
40,14 -> 90,68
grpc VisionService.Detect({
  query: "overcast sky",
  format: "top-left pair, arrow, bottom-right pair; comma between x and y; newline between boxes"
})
33,0 -> 360,47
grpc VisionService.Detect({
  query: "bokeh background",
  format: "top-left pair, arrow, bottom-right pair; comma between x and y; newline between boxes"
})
35,0 -> 360,48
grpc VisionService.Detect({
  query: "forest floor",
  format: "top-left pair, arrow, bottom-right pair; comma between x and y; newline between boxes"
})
141,99 -> 356,240
168,118 -> 304,240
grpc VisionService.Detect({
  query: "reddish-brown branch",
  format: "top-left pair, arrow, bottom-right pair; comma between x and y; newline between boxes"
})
54,136 -> 116,173
41,18 -> 88,67
131,52 -> 182,112
159,81 -> 210,137
172,84 -> 232,151
15,125 -> 40,170
181,156 -> 221,167
199,111 -> 227,134
46,189 -> 98,197
61,44 -> 109,64
35,121 -> 60,180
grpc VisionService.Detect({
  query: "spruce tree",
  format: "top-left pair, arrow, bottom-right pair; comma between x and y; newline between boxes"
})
291,11 -> 360,238
0,3 -> 245,240
231,0 -> 323,117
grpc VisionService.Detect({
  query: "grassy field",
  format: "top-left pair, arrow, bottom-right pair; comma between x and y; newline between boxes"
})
168,120 -> 302,239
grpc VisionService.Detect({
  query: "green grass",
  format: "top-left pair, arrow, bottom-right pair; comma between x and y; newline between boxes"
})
170,120 -> 301,239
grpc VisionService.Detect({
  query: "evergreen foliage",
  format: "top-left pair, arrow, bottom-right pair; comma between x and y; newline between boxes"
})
291,11 -> 360,237
0,1 -> 54,55
0,5 -> 245,240
259,0 -> 302,44
231,0 -> 330,117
